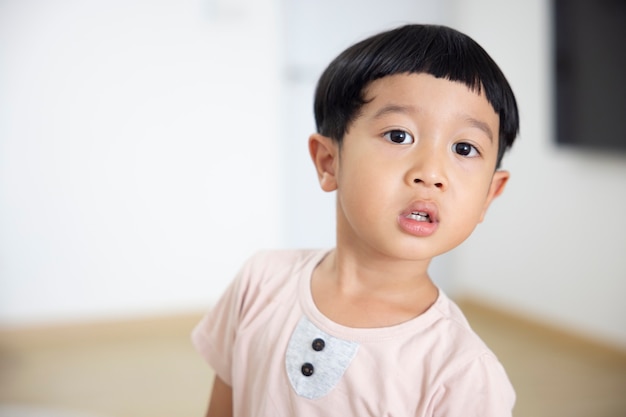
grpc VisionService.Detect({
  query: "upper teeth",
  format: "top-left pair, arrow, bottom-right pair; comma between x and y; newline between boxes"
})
409,211 -> 430,221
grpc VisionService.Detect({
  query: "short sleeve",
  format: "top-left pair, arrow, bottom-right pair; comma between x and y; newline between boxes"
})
432,353 -> 515,417
191,261 -> 250,386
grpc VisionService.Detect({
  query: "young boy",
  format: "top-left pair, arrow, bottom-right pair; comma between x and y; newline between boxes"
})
192,24 -> 519,416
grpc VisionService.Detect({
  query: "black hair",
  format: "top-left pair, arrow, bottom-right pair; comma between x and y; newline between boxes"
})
313,24 -> 519,168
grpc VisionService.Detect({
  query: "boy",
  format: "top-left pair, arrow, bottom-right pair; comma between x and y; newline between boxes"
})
193,24 -> 519,416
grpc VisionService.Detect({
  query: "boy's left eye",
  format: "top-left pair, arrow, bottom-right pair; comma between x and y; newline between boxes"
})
454,142 -> 479,157
383,129 -> 414,144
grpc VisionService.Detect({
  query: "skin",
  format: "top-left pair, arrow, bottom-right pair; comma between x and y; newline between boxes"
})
204,73 -> 509,415
205,375 -> 232,417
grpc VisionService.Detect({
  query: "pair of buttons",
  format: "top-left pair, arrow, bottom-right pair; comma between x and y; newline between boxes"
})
300,338 -> 325,377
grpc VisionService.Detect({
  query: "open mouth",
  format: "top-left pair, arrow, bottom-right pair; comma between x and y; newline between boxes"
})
407,211 -> 431,222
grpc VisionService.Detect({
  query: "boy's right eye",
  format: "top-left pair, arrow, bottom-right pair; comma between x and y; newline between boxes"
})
383,129 -> 414,144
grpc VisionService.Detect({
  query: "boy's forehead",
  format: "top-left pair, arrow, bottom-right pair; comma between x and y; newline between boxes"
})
361,73 -> 498,122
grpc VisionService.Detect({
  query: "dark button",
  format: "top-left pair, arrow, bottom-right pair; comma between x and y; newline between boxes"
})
312,338 -> 325,351
301,362 -> 314,377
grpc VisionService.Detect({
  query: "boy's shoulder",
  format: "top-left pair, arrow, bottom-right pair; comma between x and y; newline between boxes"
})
427,292 -> 499,365
226,248 -> 326,321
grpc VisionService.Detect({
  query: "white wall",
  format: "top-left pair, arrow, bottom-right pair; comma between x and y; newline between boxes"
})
0,0 -> 283,323
1,0 -> 625,350
450,0 -> 626,349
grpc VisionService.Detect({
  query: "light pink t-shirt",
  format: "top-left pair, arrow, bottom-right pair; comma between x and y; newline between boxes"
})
192,249 -> 515,417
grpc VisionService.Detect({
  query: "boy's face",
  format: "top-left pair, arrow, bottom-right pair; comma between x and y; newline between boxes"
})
310,73 -> 509,262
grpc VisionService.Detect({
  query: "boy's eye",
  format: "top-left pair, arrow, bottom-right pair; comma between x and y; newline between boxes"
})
383,129 -> 414,144
454,142 -> 479,157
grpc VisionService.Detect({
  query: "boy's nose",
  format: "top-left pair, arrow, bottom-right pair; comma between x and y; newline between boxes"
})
406,149 -> 448,190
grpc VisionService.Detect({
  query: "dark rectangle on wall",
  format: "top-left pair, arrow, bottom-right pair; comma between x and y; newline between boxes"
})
554,0 -> 626,152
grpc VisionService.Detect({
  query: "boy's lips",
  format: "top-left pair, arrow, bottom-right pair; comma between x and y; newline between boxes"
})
400,202 -> 439,223
397,202 -> 439,237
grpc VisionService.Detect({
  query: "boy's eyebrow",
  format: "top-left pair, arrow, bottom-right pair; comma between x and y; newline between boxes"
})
462,115 -> 494,142
370,104 -> 417,120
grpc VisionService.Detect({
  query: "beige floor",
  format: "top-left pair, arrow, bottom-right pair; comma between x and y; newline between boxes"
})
0,315 -> 213,417
0,301 -> 624,417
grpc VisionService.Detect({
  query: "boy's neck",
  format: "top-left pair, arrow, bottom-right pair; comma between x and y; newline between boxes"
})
330,245 -> 432,291
311,247 -> 439,328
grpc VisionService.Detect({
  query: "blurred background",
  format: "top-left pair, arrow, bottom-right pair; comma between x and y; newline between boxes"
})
0,0 -> 624,416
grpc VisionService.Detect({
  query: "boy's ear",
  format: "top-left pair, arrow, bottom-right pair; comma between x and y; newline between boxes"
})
479,170 -> 510,222
308,133 -> 338,192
